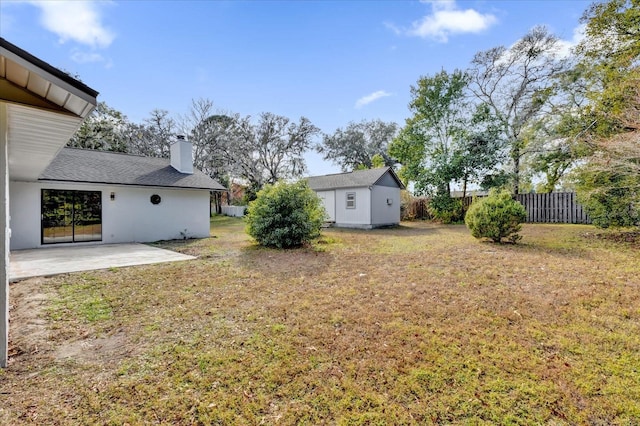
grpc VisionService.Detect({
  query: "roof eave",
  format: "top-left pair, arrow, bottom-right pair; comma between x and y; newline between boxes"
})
0,37 -> 99,102
38,178 -> 225,191
310,184 -> 372,191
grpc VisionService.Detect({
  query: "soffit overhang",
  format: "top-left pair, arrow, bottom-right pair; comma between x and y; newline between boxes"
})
0,38 -> 98,181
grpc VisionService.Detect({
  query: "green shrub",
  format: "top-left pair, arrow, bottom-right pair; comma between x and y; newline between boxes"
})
428,193 -> 464,224
575,169 -> 639,228
465,189 -> 527,243
246,180 -> 325,248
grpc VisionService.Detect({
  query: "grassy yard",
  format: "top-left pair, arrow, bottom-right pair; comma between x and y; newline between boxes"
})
2,216 -> 640,424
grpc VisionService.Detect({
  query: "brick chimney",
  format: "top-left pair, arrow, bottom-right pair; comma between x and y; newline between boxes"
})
170,135 -> 193,174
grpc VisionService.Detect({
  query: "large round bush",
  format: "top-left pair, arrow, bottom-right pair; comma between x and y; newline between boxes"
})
465,189 -> 527,243
246,180 -> 325,248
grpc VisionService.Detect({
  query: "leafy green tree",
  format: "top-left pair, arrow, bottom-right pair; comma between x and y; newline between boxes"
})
318,119 -> 398,172
465,189 -> 527,243
246,180 -> 325,248
390,69 -> 504,224
530,146 -> 575,193
370,153 -> 386,169
355,154 -> 387,171
455,103 -> 506,197
575,161 -> 639,227
390,69 -> 470,197
526,61 -> 594,192
570,0 -> 639,227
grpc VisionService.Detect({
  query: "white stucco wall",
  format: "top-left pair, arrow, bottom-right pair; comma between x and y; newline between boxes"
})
371,185 -> 401,226
334,187 -> 371,227
9,181 -> 211,250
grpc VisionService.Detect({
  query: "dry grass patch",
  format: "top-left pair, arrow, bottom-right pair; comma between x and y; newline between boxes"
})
2,217 -> 640,424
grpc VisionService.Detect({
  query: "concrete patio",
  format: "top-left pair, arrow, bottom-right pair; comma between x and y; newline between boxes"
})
9,243 -> 195,282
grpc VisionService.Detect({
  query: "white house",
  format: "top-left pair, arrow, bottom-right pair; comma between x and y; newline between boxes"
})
10,141 -> 225,250
1,37 -> 100,366
307,167 -> 405,229
0,38 -> 223,366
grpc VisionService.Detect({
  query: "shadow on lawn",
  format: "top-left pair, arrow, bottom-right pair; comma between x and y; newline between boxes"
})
238,243 -> 335,279
324,221 -> 449,237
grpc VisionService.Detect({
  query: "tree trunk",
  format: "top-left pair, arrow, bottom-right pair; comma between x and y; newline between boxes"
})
512,146 -> 520,196
462,175 -> 468,199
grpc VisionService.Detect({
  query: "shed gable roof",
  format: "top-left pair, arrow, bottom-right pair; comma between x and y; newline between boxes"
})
307,167 -> 405,191
39,148 -> 225,191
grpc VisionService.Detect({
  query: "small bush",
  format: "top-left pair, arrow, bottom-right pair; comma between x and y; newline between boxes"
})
428,193 -> 464,224
465,189 -> 526,243
246,180 -> 325,248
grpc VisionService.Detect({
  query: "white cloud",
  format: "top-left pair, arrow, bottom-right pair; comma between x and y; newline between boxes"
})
30,0 -> 115,48
70,49 -> 104,63
384,22 -> 402,36
403,0 -> 497,42
555,24 -> 586,59
355,90 -> 392,109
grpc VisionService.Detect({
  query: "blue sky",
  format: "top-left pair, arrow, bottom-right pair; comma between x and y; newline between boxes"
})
1,0 -> 591,176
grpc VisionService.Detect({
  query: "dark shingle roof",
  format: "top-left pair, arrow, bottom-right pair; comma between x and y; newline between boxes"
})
39,148 -> 225,190
307,167 -> 404,191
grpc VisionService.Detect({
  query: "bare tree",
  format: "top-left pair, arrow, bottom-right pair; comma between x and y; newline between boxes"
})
257,113 -> 319,183
227,113 -> 319,200
468,26 -> 567,194
181,98 -> 236,180
125,109 -> 177,158
68,102 -> 128,152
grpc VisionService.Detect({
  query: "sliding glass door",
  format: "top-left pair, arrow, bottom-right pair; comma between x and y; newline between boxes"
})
41,189 -> 102,244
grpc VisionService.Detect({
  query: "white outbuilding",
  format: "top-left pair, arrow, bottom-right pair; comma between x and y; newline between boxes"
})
307,167 -> 405,229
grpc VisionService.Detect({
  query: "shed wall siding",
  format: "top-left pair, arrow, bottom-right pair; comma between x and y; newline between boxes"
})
371,186 -> 401,225
316,190 -> 336,222
9,181 -> 211,250
334,187 -> 371,225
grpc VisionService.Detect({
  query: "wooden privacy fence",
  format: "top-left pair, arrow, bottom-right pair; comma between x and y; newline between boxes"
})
402,197 -> 431,220
406,192 -> 591,224
460,192 -> 591,224
516,192 -> 591,224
